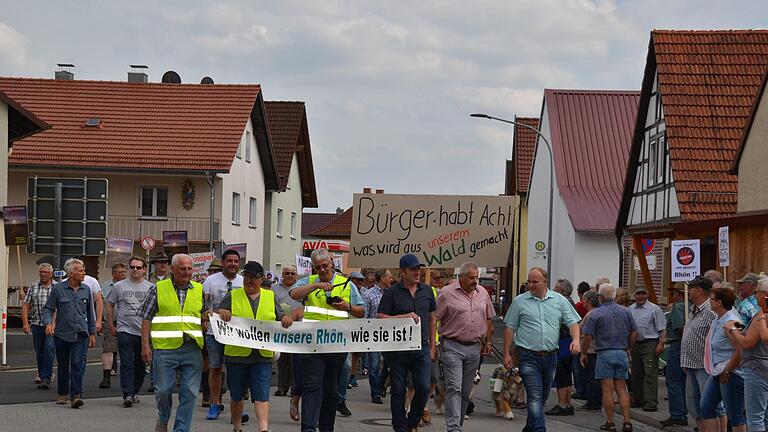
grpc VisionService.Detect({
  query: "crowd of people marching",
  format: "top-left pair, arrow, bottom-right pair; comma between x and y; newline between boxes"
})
20,246 -> 768,432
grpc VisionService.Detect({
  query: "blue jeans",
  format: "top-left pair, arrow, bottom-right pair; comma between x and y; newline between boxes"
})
742,368 -> 768,432
117,332 -> 146,398
573,353 -> 587,398
368,352 -> 384,398
665,342 -> 687,418
686,368 -> 725,419
518,348 -> 557,432
336,353 -> 351,401
301,352 -> 346,432
32,324 -> 55,381
388,346 -> 432,432
293,353 -> 304,396
54,334 -> 89,398
700,372 -> 746,426
153,343 -> 202,432
585,353 -> 602,408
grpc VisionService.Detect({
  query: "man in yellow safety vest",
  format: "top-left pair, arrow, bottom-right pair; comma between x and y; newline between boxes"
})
217,260 -> 294,432
289,248 -> 365,432
139,253 -> 207,432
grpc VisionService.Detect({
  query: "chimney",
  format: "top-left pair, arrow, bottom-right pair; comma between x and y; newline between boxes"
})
128,64 -> 149,83
375,189 -> 384,194
363,187 -> 372,193
336,207 -> 344,214
55,63 -> 75,80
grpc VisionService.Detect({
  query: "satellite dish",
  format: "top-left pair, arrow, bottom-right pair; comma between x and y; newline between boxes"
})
201,76 -> 214,84
161,71 -> 181,84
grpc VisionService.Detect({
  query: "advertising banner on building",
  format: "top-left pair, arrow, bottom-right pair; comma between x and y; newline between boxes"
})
349,194 -> 518,268
2,206 -> 29,246
106,236 -> 134,268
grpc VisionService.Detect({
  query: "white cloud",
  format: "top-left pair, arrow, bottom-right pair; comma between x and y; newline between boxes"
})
0,22 -> 29,69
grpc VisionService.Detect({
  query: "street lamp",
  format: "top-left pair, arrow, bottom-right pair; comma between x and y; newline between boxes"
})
470,113 -> 555,282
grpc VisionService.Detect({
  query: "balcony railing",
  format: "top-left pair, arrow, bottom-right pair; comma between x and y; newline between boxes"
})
107,215 -> 220,242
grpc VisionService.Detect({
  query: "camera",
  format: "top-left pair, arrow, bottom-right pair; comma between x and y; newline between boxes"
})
326,296 -> 343,304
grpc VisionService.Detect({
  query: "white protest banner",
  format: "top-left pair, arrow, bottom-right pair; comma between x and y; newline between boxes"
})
296,255 -> 312,276
210,314 -> 421,353
190,251 -> 216,281
671,239 -> 701,282
349,193 -> 519,268
719,226 -> 730,268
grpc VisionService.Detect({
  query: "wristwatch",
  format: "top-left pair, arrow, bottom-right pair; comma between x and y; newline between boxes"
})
347,303 -> 352,312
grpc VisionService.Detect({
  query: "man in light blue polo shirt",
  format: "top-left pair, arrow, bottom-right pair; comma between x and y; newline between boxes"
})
503,267 -> 580,432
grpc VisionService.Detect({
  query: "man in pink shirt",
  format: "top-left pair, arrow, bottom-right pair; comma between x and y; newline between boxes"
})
436,262 -> 496,431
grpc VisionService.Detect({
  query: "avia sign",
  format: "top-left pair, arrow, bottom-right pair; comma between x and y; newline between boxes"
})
302,240 -> 350,252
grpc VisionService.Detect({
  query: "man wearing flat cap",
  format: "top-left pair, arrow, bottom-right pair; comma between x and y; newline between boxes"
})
736,272 -> 761,325
628,286 -> 666,412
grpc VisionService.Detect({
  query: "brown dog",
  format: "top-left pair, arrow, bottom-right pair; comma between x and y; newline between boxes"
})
491,366 -> 522,420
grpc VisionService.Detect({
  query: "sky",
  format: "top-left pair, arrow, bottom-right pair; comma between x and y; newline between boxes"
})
2,0 -> 766,212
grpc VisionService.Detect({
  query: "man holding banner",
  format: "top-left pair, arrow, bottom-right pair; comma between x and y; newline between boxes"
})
377,253 -> 437,432
217,261 -> 294,432
289,248 -> 365,432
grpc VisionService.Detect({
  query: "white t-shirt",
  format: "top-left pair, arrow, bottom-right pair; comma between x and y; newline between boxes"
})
203,272 -> 244,334
62,274 -> 102,294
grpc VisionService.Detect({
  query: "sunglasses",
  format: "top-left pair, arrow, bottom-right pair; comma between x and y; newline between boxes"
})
129,266 -> 144,270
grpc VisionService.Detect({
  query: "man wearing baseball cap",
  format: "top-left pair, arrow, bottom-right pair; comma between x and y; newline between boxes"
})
681,275 -> 726,430
736,272 -> 761,325
377,253 -> 436,432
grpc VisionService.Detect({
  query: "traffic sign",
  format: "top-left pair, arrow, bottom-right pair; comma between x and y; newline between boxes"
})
53,270 -> 66,278
141,236 -> 156,251
641,238 -> 655,255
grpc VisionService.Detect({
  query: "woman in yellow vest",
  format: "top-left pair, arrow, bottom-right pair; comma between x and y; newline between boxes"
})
217,261 -> 293,432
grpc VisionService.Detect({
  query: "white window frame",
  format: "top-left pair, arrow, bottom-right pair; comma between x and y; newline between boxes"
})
276,208 -> 284,238
245,131 -> 252,163
290,211 -> 297,239
232,192 -> 241,225
139,186 -> 169,219
249,197 -> 257,228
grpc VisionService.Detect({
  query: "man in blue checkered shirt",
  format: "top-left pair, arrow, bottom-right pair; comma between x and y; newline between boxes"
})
736,272 -> 760,325
21,263 -> 56,389
362,269 -> 393,404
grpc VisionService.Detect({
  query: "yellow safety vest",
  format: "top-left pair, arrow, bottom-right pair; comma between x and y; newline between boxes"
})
224,287 -> 275,358
150,279 -> 204,350
433,286 -> 440,344
303,274 -> 351,322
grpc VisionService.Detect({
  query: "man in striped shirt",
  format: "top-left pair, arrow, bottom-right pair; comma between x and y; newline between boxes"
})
22,263 -> 56,389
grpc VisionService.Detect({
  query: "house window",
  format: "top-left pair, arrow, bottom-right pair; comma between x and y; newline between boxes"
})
140,186 -> 168,218
236,137 -> 242,159
277,208 -> 284,237
249,197 -> 257,228
232,193 -> 241,225
657,137 -> 666,184
648,139 -> 658,186
290,211 -> 297,239
245,131 -> 252,163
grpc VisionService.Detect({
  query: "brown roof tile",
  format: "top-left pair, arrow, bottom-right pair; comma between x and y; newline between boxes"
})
301,212 -> 339,237
513,117 -> 539,194
0,77 -> 264,173
310,207 -> 352,238
618,30 -> 768,230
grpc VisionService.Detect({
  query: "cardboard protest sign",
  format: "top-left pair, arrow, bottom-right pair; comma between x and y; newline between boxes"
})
162,230 -> 189,257
210,314 -> 421,353
2,206 -> 29,246
106,237 -> 133,268
349,194 -> 518,268
190,251 -> 216,282
671,239 -> 700,282
296,255 -> 312,276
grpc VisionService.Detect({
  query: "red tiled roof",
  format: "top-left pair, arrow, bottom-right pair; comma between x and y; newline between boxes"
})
648,30 -> 768,221
731,64 -> 768,174
302,212 -> 339,237
542,89 -> 640,232
0,77 -> 267,173
265,101 -> 319,207
310,207 -> 352,238
265,101 -> 304,189
513,117 -> 539,194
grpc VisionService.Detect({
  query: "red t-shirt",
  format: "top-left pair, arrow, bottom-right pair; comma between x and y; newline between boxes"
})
575,300 -> 588,318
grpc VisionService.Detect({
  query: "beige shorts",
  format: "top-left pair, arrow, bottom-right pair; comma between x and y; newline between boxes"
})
102,329 -> 118,353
